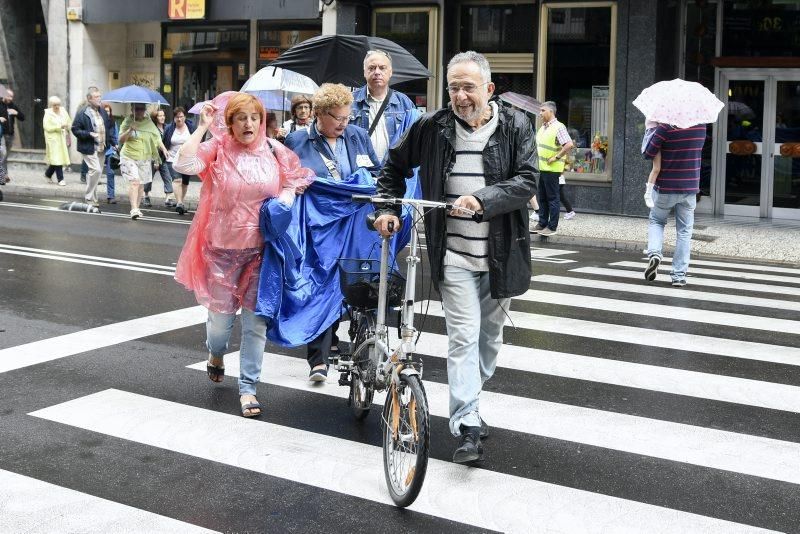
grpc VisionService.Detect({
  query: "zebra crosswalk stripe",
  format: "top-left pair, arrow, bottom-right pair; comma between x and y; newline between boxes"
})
188,353 -> 800,486
569,266 -> 800,296
28,389 -> 778,534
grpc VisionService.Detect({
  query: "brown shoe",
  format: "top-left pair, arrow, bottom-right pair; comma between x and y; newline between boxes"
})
530,224 -> 546,234
539,227 -> 558,236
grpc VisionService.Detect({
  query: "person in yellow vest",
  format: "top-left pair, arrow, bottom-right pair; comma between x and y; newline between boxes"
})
531,101 -> 574,236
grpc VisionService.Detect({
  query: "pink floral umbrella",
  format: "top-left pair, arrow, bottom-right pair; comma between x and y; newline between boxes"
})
633,78 -> 724,129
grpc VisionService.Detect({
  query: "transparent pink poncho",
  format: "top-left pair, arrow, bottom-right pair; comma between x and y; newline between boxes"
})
174,91 -> 314,314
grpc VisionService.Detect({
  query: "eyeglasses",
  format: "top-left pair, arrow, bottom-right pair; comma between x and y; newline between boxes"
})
326,112 -> 352,124
447,82 -> 489,95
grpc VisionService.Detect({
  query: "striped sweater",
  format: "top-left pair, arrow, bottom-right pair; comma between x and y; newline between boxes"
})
443,102 -> 499,272
644,124 -> 707,193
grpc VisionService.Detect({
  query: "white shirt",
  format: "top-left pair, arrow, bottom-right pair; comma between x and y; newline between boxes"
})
167,126 -> 191,163
367,91 -> 390,161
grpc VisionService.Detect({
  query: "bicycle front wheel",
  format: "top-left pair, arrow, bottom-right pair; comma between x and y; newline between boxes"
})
382,373 -> 430,507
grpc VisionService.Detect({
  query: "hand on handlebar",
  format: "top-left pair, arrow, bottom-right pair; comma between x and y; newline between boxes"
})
374,214 -> 400,237
450,195 -> 482,217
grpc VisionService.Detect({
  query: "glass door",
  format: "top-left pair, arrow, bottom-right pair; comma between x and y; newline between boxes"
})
715,70 -> 800,220
773,80 -> 800,219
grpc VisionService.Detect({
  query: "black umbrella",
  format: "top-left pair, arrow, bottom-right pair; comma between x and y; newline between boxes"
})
268,34 -> 433,87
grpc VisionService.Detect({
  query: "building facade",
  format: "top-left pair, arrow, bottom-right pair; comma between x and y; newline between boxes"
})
1,0 -> 798,220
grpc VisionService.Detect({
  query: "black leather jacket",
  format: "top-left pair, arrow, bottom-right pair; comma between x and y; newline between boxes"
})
376,99 -> 538,298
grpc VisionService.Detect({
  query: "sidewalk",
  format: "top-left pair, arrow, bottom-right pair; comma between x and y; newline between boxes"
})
3,167 -> 799,266
1,166 -> 200,209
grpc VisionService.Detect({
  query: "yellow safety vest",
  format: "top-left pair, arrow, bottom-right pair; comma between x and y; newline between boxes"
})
536,120 -> 566,172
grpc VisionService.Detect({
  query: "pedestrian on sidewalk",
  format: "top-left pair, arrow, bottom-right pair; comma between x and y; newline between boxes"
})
118,103 -> 166,219
102,103 -> 119,203
642,122 -> 707,287
559,174 -> 576,219
0,88 -> 25,185
142,108 -> 174,208
173,92 -> 314,418
531,101 -> 573,236
373,51 -> 537,464
71,88 -> 111,206
162,107 -> 195,215
43,96 -> 72,186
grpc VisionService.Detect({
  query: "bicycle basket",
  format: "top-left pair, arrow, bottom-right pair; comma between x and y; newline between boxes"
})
337,258 -> 405,310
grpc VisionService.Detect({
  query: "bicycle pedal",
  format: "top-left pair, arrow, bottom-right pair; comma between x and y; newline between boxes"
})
338,373 -> 351,387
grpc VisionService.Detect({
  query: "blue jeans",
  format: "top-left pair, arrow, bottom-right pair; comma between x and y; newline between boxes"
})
144,161 -> 174,195
104,156 -> 115,199
536,170 -> 561,230
647,190 -> 696,282
437,265 -> 510,436
206,308 -> 267,396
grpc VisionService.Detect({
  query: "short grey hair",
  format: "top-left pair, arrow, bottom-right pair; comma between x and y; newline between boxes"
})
447,51 -> 492,84
542,101 -> 557,114
47,95 -> 62,107
86,86 -> 100,99
363,49 -> 392,69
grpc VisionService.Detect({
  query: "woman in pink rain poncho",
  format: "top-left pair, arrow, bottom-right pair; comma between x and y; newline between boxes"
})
173,92 -> 314,417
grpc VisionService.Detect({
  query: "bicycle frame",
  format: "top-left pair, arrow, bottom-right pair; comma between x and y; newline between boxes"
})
369,215 -> 422,387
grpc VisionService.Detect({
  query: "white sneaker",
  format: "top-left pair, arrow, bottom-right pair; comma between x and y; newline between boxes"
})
564,211 -> 576,220
57,181 -> 66,187
130,209 -> 143,220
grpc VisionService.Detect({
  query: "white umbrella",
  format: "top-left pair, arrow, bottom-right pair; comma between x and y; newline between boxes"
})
241,66 -> 319,95
632,78 -> 724,129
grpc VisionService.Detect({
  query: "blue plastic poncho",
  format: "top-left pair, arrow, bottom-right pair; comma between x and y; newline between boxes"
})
257,167 -> 418,346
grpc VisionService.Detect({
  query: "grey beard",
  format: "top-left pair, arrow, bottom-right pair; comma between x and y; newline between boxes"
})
454,103 -> 486,124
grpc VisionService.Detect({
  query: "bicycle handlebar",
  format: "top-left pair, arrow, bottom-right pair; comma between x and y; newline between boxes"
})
351,195 -> 475,216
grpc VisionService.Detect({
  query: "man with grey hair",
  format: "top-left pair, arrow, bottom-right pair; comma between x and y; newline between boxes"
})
71,87 -> 112,206
351,49 -> 416,162
531,100 -> 574,236
374,50 -> 537,464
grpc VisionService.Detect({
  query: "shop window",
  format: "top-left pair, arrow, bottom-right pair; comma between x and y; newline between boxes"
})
538,3 -> 616,181
374,7 -> 440,111
256,23 -> 321,69
460,4 -> 536,53
721,0 -> 800,57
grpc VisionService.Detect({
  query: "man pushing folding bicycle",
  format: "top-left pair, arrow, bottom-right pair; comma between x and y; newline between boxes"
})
373,51 -> 538,464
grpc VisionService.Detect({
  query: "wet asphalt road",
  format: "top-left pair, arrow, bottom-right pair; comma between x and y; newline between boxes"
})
1,191 -> 800,533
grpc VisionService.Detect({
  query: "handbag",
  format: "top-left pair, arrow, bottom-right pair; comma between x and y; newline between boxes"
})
108,146 -> 121,170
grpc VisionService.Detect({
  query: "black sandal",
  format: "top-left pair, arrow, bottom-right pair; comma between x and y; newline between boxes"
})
240,399 -> 262,418
206,356 -> 225,383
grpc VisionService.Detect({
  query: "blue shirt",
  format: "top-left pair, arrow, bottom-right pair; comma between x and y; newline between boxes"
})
285,122 -> 381,180
351,85 -> 417,159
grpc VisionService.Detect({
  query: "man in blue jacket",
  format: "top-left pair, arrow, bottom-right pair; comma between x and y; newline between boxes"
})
351,50 -> 416,163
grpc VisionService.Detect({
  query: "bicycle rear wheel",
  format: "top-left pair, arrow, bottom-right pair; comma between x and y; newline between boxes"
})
382,373 -> 430,507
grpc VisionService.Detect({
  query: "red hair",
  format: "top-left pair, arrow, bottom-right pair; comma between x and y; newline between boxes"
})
224,93 -> 266,131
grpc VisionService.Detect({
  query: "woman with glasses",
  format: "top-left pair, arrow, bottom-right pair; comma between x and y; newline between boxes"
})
284,83 -> 381,382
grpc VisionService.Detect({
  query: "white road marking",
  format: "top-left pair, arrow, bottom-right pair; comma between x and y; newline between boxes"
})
569,267 -> 800,297
0,469 -> 218,533
657,257 -> 800,276
514,289 -> 800,335
0,248 -> 175,276
417,301 -> 800,365
610,261 -> 800,285
30,389 -> 776,534
0,243 -> 176,271
532,274 -> 800,312
328,323 -> 800,414
0,306 -> 207,373
193,353 -> 800,487
0,201 -> 190,224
